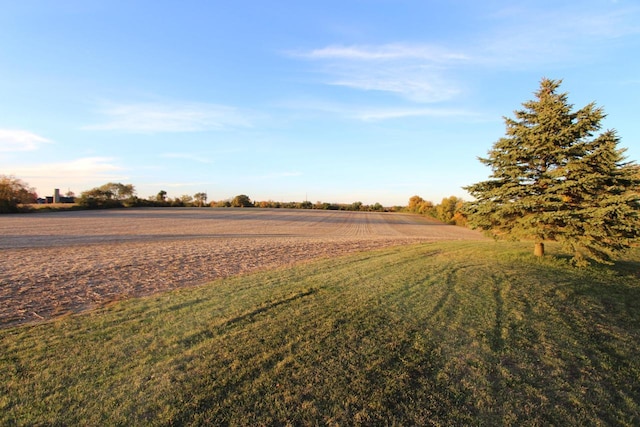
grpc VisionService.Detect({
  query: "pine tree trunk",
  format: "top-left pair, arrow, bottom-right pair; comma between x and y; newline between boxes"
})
534,242 -> 545,257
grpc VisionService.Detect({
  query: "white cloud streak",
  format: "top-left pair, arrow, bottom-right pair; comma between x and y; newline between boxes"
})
301,44 -> 468,62
84,102 -> 253,133
292,4 -> 640,102
353,107 -> 479,121
277,98 -> 479,122
293,43 -> 466,103
0,129 -> 52,152
329,68 -> 460,103
9,157 -> 122,179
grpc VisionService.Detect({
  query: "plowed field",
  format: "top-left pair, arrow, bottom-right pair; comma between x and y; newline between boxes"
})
0,208 -> 484,327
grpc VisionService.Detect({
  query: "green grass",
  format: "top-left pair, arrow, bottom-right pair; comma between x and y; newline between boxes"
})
2,241 -> 640,425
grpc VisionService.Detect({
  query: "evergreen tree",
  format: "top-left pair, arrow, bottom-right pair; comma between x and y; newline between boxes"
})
464,78 -> 639,265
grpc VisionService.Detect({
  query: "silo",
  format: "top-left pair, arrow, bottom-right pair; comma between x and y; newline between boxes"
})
54,188 -> 60,203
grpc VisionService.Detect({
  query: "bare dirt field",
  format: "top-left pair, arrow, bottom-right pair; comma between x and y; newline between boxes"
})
0,208 -> 484,328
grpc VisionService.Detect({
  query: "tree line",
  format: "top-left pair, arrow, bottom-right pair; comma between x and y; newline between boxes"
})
0,173 -> 470,221
0,179 -> 395,212
406,195 -> 467,226
79,187 -> 392,212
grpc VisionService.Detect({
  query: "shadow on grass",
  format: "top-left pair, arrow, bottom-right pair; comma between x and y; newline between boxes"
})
171,248 -> 640,425
3,241 -> 638,425
490,253 -> 640,424
613,259 -> 640,279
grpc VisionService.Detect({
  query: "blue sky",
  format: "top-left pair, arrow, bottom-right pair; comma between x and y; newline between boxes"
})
1,0 -> 639,206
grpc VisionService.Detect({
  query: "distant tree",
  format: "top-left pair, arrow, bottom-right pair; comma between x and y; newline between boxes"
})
0,175 -> 37,213
407,195 -> 466,224
407,195 -> 434,215
167,197 -> 183,207
370,202 -> 384,212
350,201 -> 363,211
193,192 -> 208,207
450,210 -> 468,227
464,78 -> 640,265
257,200 -> 284,208
78,182 -> 136,208
83,187 -> 114,200
179,194 -> 193,205
77,188 -> 120,209
408,195 -> 425,212
435,196 -> 465,224
99,183 -> 135,201
314,202 -> 334,210
231,194 -> 254,207
156,190 -> 167,202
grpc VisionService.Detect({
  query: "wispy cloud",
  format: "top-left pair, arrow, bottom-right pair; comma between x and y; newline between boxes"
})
9,157 -> 122,179
291,43 -> 467,103
353,107 -> 480,122
0,129 -> 52,152
330,69 -> 460,103
292,4 -> 640,102
276,98 -> 479,122
300,43 -> 468,62
84,102 -> 253,133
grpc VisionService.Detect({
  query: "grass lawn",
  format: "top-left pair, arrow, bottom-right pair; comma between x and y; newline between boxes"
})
2,241 -> 639,425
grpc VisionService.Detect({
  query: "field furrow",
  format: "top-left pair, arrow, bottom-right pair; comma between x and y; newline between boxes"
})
0,208 -> 484,327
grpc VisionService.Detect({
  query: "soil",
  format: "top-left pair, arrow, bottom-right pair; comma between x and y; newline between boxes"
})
0,208 -> 484,328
